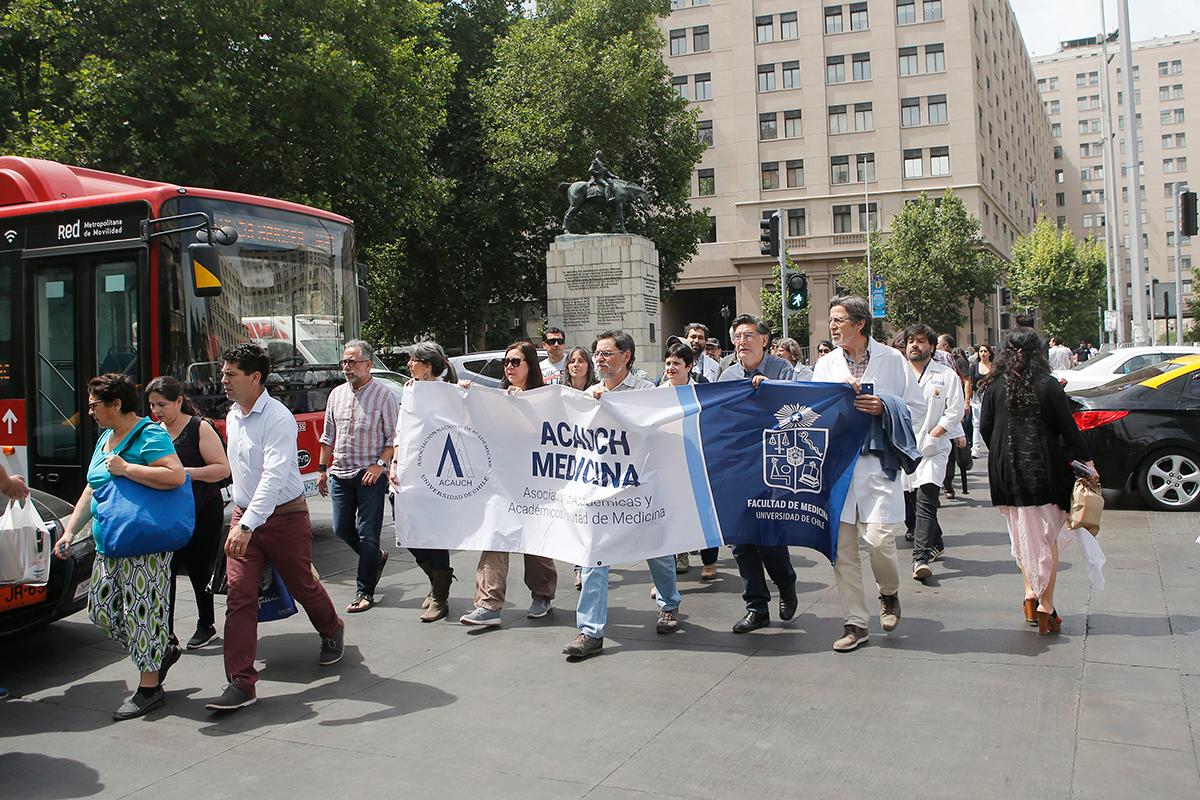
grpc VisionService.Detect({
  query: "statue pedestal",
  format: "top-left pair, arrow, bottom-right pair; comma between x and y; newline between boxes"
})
546,234 -> 663,381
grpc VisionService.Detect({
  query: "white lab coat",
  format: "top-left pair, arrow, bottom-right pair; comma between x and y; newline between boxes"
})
903,359 -> 965,490
813,338 -> 927,524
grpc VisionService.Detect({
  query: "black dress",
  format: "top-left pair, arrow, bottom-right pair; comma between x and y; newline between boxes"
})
978,373 -> 1091,510
168,416 -> 225,632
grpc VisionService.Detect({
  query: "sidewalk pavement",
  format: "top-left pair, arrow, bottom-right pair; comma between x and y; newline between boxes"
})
2,470 -> 1198,799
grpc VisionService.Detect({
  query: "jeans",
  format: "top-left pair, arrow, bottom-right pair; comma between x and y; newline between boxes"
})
905,484 -> 944,563
731,544 -> 796,614
330,472 -> 387,596
576,556 -> 680,639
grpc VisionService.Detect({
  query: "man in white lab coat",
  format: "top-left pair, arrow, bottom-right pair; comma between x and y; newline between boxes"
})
902,324 -> 965,581
813,296 -> 926,653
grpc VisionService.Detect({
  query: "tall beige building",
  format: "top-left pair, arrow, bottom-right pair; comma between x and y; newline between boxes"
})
1033,32 -> 1200,343
658,0 -> 1054,351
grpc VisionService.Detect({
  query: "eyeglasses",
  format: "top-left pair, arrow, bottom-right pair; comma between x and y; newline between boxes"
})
543,338 -> 564,346
817,347 -> 831,354
87,400 -> 103,410
829,316 -> 852,325
594,350 -> 619,359
501,357 -> 525,367
339,359 -> 364,367
731,332 -> 761,342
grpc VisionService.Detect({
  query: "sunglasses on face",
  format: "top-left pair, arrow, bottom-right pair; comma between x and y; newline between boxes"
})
818,348 -> 831,354
502,357 -> 525,367
544,338 -> 564,346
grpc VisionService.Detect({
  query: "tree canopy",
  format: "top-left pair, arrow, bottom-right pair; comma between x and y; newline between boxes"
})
1008,217 -> 1107,344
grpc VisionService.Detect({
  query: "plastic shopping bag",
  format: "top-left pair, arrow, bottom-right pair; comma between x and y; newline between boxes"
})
0,500 -> 52,585
257,562 -> 298,622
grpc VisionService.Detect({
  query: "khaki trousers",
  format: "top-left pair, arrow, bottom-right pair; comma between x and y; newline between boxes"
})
834,521 -> 903,629
474,551 -> 557,611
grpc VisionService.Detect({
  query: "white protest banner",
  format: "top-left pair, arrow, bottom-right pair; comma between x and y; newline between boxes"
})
394,380 -> 868,566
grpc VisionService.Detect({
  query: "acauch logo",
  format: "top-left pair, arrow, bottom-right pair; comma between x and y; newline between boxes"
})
763,404 -> 828,494
417,424 -> 492,500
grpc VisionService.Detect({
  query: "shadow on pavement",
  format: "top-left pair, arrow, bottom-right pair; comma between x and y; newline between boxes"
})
0,752 -> 104,798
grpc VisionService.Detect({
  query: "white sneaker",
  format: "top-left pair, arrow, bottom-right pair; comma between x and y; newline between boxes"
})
459,606 -> 501,626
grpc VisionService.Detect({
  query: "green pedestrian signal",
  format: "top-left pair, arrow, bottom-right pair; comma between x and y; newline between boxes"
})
786,273 -> 808,310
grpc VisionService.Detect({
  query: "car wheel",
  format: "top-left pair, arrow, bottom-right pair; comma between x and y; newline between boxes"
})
1136,449 -> 1200,511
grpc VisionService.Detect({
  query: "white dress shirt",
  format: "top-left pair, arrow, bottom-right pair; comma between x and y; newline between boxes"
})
813,338 -> 926,525
227,390 -> 304,531
693,353 -> 719,383
903,359 -> 965,489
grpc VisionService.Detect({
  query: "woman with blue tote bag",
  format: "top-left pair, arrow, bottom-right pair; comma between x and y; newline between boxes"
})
54,374 -> 191,721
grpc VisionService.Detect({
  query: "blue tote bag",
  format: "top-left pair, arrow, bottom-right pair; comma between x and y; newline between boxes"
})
93,419 -> 196,558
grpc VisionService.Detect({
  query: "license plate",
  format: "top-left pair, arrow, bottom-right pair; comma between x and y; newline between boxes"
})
303,476 -> 319,497
0,583 -> 48,612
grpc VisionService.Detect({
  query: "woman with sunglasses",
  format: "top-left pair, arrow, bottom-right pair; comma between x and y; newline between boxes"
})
815,340 -> 834,361
459,341 -> 558,626
393,341 -> 460,622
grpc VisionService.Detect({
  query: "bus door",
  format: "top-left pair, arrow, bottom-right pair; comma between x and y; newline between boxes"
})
26,251 -> 146,499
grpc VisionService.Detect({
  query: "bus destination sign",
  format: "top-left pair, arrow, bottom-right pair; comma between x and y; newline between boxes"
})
11,203 -> 148,252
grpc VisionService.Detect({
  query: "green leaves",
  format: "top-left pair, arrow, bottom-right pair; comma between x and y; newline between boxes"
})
1009,217 -> 1107,343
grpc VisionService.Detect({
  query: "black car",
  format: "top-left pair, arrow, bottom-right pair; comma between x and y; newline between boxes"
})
1,489 -> 95,636
1069,355 -> 1200,511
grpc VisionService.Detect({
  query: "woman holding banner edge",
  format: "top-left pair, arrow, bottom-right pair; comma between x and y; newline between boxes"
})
459,341 -> 559,627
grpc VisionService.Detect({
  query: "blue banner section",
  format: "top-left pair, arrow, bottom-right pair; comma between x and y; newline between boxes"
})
693,380 -> 868,563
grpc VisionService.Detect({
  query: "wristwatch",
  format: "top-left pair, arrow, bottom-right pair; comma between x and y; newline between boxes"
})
317,464 -> 328,473
238,523 -> 252,534
375,458 -> 387,468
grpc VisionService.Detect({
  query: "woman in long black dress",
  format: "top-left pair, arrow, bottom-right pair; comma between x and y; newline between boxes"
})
978,329 -> 1097,634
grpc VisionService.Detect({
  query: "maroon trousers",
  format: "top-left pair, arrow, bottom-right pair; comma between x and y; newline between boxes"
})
225,503 -> 340,692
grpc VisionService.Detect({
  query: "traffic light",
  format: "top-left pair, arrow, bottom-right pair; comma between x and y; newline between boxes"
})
1181,191 -> 1198,236
786,272 -> 808,311
759,213 -> 780,257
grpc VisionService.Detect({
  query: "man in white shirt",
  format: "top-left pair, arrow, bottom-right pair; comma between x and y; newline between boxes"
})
813,296 -> 926,653
538,327 -> 568,382
1048,337 -> 1074,371
204,343 -> 344,713
684,323 -> 719,382
902,324 -> 964,581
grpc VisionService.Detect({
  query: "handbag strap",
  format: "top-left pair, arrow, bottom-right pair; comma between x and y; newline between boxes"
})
111,417 -> 155,460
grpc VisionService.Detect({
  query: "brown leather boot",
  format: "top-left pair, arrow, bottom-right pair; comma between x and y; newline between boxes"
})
420,568 -> 454,623
416,561 -> 435,609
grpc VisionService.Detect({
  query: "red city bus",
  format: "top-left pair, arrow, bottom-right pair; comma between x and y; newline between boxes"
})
0,156 -> 365,503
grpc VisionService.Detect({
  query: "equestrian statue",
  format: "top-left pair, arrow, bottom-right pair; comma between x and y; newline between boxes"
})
558,151 -> 651,234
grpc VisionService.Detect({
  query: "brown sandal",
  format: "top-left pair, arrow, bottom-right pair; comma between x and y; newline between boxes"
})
1023,598 -> 1038,627
346,594 -> 374,613
1037,608 -> 1062,635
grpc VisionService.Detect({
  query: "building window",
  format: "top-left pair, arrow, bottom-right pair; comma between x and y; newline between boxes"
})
833,205 -> 853,233
930,146 -> 949,176
1055,169 -> 1064,184
1056,192 -> 1065,207
695,73 -> 712,100
782,61 -> 800,89
756,15 -> 774,44
896,0 -> 916,25
757,64 -> 775,92
856,153 -> 875,182
828,105 -> 849,134
759,112 -> 778,140
900,97 -> 920,127
831,155 -> 851,184
697,168 -> 715,196
826,56 -> 846,85
850,2 -> 869,30
923,0 -> 942,21
925,43 -> 945,73
858,202 -> 879,232
852,52 -> 871,81
701,216 -> 717,244
1049,76 -> 1059,90
854,102 -> 873,131
1171,59 -> 1183,75
784,109 -> 802,137
899,47 -> 918,76
670,29 -> 686,56
1054,145 -> 1063,159
697,119 -> 713,145
1075,72 -> 1088,88
786,159 -> 804,187
824,6 -> 843,34
761,161 -> 780,190
903,148 -> 923,178
927,94 -> 947,124
692,25 -> 709,52
1051,122 -> 1061,137
787,208 -> 807,236
780,12 -> 798,39
672,76 -> 688,100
